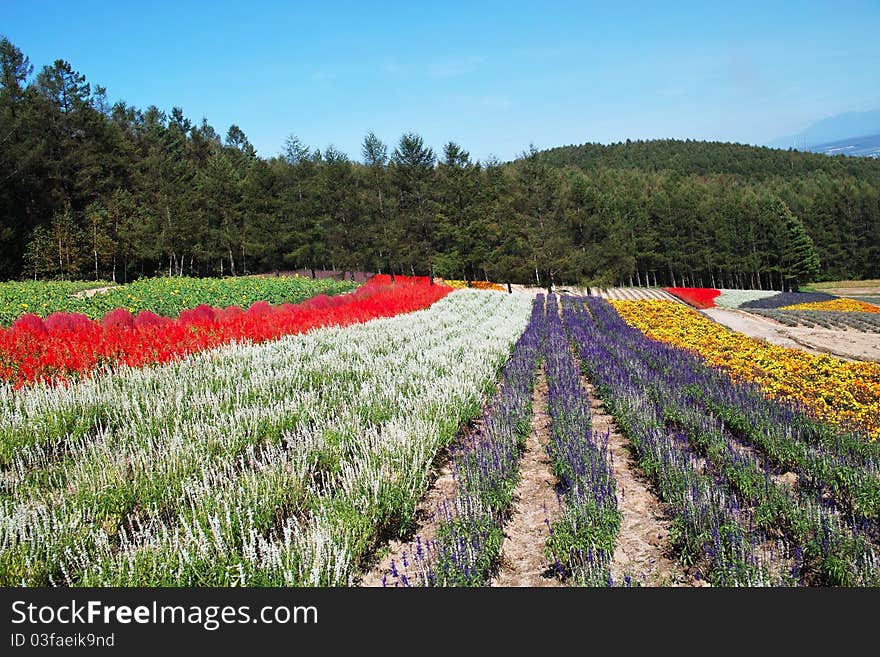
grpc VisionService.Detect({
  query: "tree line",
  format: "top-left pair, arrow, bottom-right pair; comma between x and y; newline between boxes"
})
1,37 -> 877,289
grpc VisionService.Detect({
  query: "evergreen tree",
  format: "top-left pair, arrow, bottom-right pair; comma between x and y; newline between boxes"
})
2,35 -> 880,286
391,132 -> 436,277
778,199 -> 820,289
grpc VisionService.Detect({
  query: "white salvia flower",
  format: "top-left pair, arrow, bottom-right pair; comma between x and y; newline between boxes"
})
1,291 -> 532,585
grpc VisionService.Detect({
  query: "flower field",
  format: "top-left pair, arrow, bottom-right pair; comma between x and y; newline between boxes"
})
373,292 -> 880,588
714,288 -> 779,308
0,275 -> 443,386
382,295 -> 621,587
780,298 -> 880,313
4,277 -> 880,588
663,287 -> 720,308
609,300 -> 880,439
751,309 -> 880,332
441,279 -> 506,291
567,297 -> 880,586
740,291 -> 837,309
0,275 -> 355,326
662,287 -> 868,312
381,296 -> 545,586
0,280 -> 116,326
0,290 -> 532,585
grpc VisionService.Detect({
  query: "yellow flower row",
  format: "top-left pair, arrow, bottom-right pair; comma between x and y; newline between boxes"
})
442,279 -> 506,291
609,299 -> 880,440
780,298 -> 880,313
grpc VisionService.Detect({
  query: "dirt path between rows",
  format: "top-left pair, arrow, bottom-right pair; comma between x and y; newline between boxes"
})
361,366 -> 559,587
701,308 -> 813,351
581,379 -> 694,587
782,328 -> 880,362
492,371 -> 561,587
358,445 -> 460,587
702,307 -> 880,362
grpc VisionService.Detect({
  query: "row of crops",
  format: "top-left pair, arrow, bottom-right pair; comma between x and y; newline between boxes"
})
0,276 -> 441,386
610,300 -> 880,439
3,277 -> 879,586
377,294 -> 622,587
666,285 -> 880,332
0,289 -> 533,585
570,297 -> 879,585
0,276 -> 357,327
751,308 -> 880,332
381,294 -> 880,587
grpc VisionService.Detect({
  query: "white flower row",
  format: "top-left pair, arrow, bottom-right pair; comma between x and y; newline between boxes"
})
714,288 -> 779,308
0,290 -> 532,586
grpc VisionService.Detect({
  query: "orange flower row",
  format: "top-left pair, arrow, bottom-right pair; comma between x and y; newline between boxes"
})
441,279 -> 506,291
780,298 -> 880,313
609,299 -> 880,440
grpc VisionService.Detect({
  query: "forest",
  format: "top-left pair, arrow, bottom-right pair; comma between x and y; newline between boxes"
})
1,36 -> 878,288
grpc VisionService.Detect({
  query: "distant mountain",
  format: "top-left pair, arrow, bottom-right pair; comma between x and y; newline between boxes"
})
806,134 -> 880,159
769,109 -> 880,151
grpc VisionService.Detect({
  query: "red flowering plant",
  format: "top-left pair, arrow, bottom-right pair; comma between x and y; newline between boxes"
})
664,287 -> 720,309
0,275 -> 451,386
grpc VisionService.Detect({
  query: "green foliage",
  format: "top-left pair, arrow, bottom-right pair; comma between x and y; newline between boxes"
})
0,280 -> 116,325
779,201 -> 821,288
0,275 -> 355,326
2,36 -> 880,286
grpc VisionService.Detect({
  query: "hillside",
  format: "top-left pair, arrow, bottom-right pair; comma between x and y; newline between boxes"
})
2,35 -> 879,288
536,138 -> 880,181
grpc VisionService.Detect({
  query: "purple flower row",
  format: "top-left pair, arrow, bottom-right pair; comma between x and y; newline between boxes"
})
563,297 -> 784,585
381,296 -> 545,586
542,294 -> 621,586
563,297 -> 880,585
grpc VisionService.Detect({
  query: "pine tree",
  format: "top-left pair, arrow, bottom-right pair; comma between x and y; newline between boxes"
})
778,199 -> 820,289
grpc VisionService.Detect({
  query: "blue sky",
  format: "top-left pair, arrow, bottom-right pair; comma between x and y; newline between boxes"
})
4,0 -> 879,161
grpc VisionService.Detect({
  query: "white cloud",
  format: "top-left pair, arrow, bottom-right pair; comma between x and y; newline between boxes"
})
428,55 -> 485,79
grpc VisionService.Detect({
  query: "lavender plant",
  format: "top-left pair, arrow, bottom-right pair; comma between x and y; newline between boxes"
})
564,297 -> 880,586
382,295 -> 545,586
563,297 -> 785,586
542,295 -> 620,586
740,292 -> 837,309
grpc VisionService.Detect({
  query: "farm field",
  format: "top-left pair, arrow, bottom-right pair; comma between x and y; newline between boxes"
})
610,300 -> 880,438
0,275 -> 355,326
807,279 -> 880,302
0,289 -> 532,585
0,275 -> 441,386
367,293 -> 880,587
439,279 -> 507,291
3,279 -> 880,587
615,284 -> 880,362
0,280 -> 117,326
588,287 -> 681,302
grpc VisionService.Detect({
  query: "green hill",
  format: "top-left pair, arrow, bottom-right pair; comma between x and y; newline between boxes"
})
537,138 -> 880,181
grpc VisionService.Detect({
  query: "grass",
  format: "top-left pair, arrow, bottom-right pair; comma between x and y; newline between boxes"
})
804,279 -> 880,292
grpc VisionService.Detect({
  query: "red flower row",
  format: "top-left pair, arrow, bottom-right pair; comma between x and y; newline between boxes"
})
0,275 -> 450,387
664,287 -> 720,309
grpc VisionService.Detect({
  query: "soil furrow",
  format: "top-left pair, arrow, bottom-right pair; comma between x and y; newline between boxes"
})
581,379 -> 694,587
358,443 -> 461,587
493,372 -> 561,587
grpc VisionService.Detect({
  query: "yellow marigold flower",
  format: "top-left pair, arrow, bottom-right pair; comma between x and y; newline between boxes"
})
609,299 -> 880,440
780,298 -> 880,313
